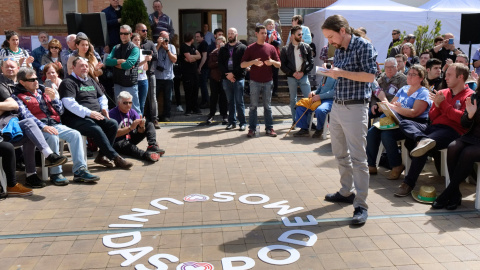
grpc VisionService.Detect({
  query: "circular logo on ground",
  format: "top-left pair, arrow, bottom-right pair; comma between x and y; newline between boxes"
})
183,194 -> 210,202
176,261 -> 214,270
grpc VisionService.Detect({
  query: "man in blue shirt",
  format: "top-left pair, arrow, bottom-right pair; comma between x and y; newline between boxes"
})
102,0 -> 122,50
31,31 -> 49,81
149,0 -> 174,41
155,31 -> 177,122
321,15 -> 378,225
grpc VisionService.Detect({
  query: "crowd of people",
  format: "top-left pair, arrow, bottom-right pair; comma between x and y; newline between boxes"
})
1,2 -> 480,225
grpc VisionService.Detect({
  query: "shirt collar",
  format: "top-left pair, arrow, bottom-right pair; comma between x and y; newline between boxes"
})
71,71 -> 89,82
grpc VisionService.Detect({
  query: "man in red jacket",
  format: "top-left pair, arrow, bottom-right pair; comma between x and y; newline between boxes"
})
395,63 -> 474,196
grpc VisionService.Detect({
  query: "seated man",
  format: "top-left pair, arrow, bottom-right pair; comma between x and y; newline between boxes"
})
395,54 -> 408,75
455,54 -> 478,90
109,91 -> 165,162
426,58 -> 446,91
293,76 -> 336,139
58,57 -> 133,169
419,51 -> 432,68
395,63 -> 474,196
12,67 -> 99,185
0,58 -> 19,88
370,57 -> 407,120
0,72 -> 67,189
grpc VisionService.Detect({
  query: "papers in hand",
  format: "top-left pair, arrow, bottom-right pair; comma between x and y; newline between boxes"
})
377,102 -> 401,124
316,66 -> 329,76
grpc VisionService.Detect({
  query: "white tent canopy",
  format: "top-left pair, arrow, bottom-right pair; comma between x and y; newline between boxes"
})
420,0 -> 480,55
305,0 -> 427,65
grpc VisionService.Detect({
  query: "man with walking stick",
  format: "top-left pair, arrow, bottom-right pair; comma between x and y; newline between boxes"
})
321,15 -> 377,225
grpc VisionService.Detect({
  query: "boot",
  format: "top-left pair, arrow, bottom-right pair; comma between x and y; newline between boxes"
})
387,165 -> 405,180
113,156 -> 133,170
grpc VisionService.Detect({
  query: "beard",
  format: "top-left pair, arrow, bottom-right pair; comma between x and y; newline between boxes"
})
41,40 -> 49,45
294,36 -> 302,43
228,37 -> 236,43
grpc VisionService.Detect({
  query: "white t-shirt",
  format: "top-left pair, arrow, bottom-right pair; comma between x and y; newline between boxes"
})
294,45 -> 303,72
138,52 -> 147,81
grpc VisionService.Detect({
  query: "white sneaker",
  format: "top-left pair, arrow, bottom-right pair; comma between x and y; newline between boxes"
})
176,105 -> 184,112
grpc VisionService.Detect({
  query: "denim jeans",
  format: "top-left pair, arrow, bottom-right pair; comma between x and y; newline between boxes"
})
43,124 -> 87,174
222,79 -> 246,126
288,75 -> 311,122
248,80 -> 273,131
62,114 -> 119,160
295,99 -> 333,130
156,79 -> 173,118
137,79 -> 149,116
199,68 -> 210,104
366,127 -> 406,168
401,121 -> 460,188
114,84 -> 140,114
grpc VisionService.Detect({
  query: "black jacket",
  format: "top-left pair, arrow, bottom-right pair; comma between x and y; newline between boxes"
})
140,39 -> 158,75
218,42 -> 247,80
280,42 -> 314,77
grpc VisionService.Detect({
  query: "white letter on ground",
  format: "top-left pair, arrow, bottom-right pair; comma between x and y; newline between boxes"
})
103,231 -> 142,248
239,194 -> 270,205
134,254 -> 179,270
262,201 -> 304,215
281,215 -> 318,227
150,198 -> 184,210
221,256 -> 255,270
212,192 -> 236,202
119,208 -> 161,223
257,245 -> 300,265
108,246 -> 154,267
278,230 -> 317,247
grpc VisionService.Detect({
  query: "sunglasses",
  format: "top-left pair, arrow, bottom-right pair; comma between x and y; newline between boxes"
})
120,32 -> 131,36
296,33 -> 303,36
50,47 -> 60,50
22,78 -> 38,82
2,57 -> 15,62
140,30 -> 148,33
122,101 -> 133,105
392,33 -> 399,35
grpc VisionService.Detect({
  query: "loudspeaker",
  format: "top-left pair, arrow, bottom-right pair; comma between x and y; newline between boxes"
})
460,13 -> 480,44
66,13 -> 82,35
81,13 -> 109,47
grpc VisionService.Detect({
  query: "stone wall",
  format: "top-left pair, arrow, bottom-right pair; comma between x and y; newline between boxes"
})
246,0 -> 280,44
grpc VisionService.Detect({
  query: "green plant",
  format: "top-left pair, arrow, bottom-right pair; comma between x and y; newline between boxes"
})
414,19 -> 442,54
121,0 -> 150,37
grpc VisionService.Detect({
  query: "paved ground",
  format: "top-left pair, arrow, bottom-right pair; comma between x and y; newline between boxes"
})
1,103 -> 480,270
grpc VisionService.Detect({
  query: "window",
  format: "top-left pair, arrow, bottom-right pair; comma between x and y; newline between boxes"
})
25,0 -> 88,26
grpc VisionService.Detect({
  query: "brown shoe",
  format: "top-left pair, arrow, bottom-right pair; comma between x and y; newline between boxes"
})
94,154 -> 114,168
368,166 -> 377,175
394,182 -> 413,197
387,165 -> 405,180
113,156 -> 133,170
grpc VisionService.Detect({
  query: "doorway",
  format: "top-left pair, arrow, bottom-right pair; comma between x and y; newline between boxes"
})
178,9 -> 226,43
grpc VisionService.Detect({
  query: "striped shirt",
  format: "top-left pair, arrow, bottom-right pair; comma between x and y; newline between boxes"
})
333,35 -> 377,101
0,48 -> 31,68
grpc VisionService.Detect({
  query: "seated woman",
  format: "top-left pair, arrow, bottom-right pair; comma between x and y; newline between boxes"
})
43,63 -> 63,99
0,141 -> 32,197
402,42 -> 419,68
433,81 -> 480,210
367,65 -> 432,180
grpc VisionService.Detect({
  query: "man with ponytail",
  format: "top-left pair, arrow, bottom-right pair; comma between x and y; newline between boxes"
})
320,15 -> 378,225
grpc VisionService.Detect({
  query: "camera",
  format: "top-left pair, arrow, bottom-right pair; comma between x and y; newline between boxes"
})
156,66 -> 165,72
142,50 -> 152,55
163,39 -> 169,43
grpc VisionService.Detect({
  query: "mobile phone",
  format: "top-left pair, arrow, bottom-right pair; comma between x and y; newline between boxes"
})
448,38 -> 454,45
142,50 -> 152,55
44,79 -> 53,88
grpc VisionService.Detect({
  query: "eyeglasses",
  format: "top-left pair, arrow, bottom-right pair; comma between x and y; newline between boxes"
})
122,101 -> 133,105
50,47 -> 60,50
385,66 -> 396,69
407,73 -> 419,77
120,32 -> 131,36
22,78 -> 38,82
2,57 -> 15,62
392,33 -> 399,35
140,30 -> 148,33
